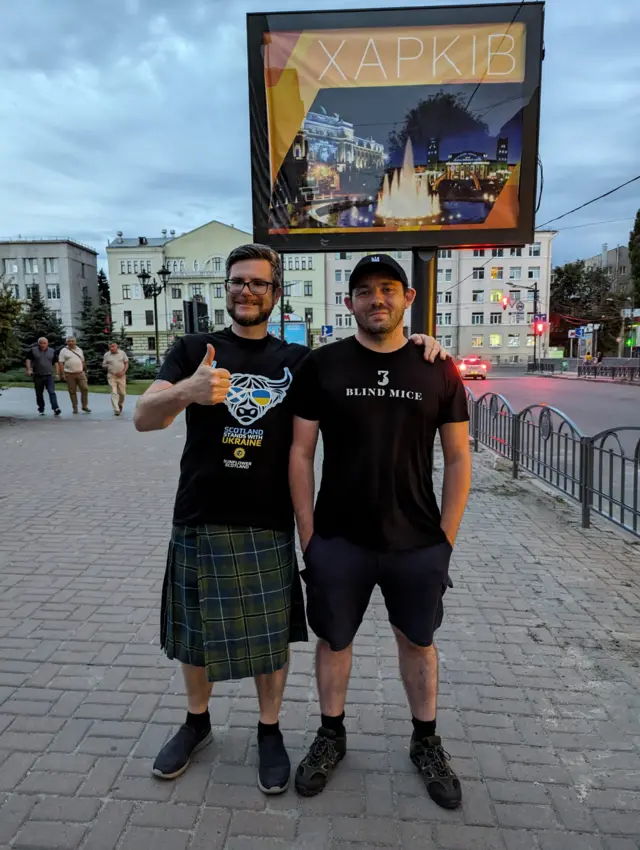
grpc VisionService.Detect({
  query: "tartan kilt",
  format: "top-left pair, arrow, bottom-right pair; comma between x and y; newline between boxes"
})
161,524 -> 308,682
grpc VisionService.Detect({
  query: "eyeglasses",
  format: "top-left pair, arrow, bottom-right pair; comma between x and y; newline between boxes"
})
224,278 -> 274,296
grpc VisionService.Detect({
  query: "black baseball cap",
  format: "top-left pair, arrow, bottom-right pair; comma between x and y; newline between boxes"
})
348,253 -> 409,294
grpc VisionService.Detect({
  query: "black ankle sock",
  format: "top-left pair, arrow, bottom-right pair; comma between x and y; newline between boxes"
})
412,717 -> 436,740
186,709 -> 211,733
321,712 -> 345,734
257,720 -> 282,740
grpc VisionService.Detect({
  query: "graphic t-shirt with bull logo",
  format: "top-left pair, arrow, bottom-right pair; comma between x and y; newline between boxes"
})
158,329 -> 308,530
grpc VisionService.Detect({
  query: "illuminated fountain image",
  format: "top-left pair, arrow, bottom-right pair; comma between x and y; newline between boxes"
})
376,139 -> 441,224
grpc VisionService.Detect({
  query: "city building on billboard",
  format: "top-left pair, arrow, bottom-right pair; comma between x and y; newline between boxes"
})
1,238 -> 98,335
323,231 -> 555,362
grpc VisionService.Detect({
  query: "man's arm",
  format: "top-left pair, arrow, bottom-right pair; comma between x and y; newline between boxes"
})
122,354 -> 129,375
438,421 -> 472,547
289,416 -> 320,553
133,342 -> 230,432
25,357 -> 32,377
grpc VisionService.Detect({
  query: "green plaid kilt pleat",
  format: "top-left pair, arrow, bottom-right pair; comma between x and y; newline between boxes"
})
161,524 -> 308,682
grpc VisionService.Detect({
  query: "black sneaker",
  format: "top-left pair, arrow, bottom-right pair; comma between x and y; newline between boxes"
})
54,408 -> 61,416
295,727 -> 346,797
410,734 -> 462,809
152,723 -> 212,780
257,731 -> 290,795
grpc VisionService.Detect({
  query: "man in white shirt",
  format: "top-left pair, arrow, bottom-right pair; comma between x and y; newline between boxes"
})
102,342 -> 129,416
58,337 -> 91,414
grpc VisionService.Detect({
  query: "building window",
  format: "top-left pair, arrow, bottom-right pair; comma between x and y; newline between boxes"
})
147,337 -> 156,351
120,261 -> 126,274
437,293 -> 443,304
301,258 -> 307,271
490,313 -> 502,324
127,261 -> 132,274
529,242 -> 541,257
527,334 -> 535,347
44,258 -> 59,274
472,267 -> 485,280
214,285 -> 224,298
510,247 -> 522,257
527,290 -> 536,301
438,249 -> 452,259
308,256 -> 314,270
436,313 -> 442,325
344,314 -> 352,328
7,283 -> 19,298
491,267 -> 503,280
179,260 -> 185,273
436,335 -> 442,344
336,252 -> 352,260
471,312 -> 484,325
172,260 -> 179,273
490,333 -> 502,347
81,263 -> 86,278
122,285 -> 131,300
335,313 -> 343,327
345,269 -> 352,280
4,258 -> 18,275
305,308 -> 314,322
437,268 -> 452,282
214,309 -> 224,325
527,312 -> 534,323
492,248 -> 504,258
171,286 -> 182,300
303,281 -> 313,296
145,310 -> 154,326
444,335 -> 452,348
509,289 -> 521,301
294,256 -> 300,270
444,291 -> 452,304
473,249 -> 485,257
146,260 -> 152,272
443,313 -> 452,325
192,285 -> 202,296
335,270 -> 342,283
510,267 -> 522,281
24,258 -> 39,274
283,283 -> 292,297
46,284 -> 60,300
472,335 -> 484,347
124,311 -> 132,326
172,310 -> 183,325
528,266 -> 541,280
133,261 -> 139,274
125,337 -> 133,348
287,257 -> 294,270
193,260 -> 200,272
26,284 -> 39,299
213,257 -> 222,273
472,290 -> 484,303
490,290 -> 502,302
508,334 -> 521,347
335,292 -> 343,305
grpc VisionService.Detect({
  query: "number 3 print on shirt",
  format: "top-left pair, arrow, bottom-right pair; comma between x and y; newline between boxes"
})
377,370 -> 390,387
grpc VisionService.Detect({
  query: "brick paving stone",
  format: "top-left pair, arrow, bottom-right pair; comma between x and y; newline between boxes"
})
1,402 -> 640,849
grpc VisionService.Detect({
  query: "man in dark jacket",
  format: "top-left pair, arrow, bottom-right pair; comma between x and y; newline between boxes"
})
26,337 -> 61,416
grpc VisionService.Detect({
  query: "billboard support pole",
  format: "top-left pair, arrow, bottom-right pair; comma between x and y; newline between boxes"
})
410,248 -> 438,338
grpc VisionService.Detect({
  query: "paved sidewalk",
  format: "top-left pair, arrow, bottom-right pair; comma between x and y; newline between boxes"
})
1,398 -> 639,850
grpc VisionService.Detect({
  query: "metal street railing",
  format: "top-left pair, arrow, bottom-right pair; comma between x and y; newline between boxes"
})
578,365 -> 640,382
527,362 -> 555,374
465,387 -> 640,538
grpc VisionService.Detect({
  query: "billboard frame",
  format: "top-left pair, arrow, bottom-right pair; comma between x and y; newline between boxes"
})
247,1 -> 544,252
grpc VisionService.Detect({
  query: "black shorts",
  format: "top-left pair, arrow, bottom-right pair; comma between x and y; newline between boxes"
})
301,535 -> 452,651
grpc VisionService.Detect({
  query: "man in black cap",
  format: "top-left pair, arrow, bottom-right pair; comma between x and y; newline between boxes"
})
289,253 -> 472,810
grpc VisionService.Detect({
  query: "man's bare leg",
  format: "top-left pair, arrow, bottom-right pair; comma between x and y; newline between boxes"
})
316,639 -> 352,716
152,663 -> 212,780
394,626 -> 438,721
255,658 -> 288,724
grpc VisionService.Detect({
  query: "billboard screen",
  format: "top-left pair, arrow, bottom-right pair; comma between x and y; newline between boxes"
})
247,3 -> 544,252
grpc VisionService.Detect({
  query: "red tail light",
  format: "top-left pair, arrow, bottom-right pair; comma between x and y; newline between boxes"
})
481,364 -> 487,369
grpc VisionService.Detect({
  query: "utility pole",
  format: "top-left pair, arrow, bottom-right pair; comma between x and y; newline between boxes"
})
533,283 -> 539,371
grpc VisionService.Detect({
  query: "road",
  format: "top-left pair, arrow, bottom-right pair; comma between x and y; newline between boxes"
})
465,374 -> 640,436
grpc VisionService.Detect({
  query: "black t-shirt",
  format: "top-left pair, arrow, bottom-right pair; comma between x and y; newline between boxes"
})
158,329 -> 309,530
290,337 -> 469,552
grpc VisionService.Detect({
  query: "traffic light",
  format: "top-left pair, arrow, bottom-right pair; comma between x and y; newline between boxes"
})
501,296 -> 509,311
534,321 -> 545,335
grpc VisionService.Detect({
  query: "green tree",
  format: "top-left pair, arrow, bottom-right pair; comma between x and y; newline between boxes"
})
628,208 -> 640,302
0,279 -> 22,370
76,292 -> 111,384
97,268 -> 111,307
15,285 -> 66,357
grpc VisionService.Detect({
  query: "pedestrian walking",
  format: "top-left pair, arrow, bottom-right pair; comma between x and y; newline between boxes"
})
289,254 -> 472,809
58,336 -> 91,414
102,342 -> 128,416
25,337 -> 62,416
134,243 -> 445,795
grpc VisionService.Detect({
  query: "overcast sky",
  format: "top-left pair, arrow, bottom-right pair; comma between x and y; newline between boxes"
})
1,0 -> 639,270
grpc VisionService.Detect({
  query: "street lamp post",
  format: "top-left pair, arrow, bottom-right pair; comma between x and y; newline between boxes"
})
137,265 -> 172,365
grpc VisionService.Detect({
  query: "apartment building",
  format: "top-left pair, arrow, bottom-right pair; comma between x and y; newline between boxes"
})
1,238 -> 98,335
322,232 -> 555,362
583,243 -> 630,292
280,252 -> 326,336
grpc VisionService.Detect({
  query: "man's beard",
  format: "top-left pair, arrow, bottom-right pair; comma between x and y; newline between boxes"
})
354,308 -> 404,337
227,300 -> 275,327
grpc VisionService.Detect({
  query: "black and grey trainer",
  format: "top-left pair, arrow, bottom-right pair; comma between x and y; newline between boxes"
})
152,723 -> 212,780
410,734 -> 462,809
294,727 -> 346,797
257,731 -> 290,794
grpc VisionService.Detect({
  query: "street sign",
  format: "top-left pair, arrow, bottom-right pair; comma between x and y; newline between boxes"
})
515,301 -> 525,313
321,325 -> 333,338
568,330 -> 576,339
533,313 -> 547,322
575,327 -> 585,338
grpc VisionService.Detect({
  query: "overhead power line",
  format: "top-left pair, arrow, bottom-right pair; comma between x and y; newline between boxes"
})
537,175 -> 640,228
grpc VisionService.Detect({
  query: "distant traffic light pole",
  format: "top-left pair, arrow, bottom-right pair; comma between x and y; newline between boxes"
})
502,283 -> 541,370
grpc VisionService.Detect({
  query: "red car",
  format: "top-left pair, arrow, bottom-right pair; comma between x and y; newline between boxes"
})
457,356 -> 488,380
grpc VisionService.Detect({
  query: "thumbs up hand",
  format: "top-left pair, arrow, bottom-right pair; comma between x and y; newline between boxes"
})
187,344 -> 231,405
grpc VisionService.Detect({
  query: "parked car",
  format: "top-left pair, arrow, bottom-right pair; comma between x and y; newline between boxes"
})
457,356 -> 489,380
